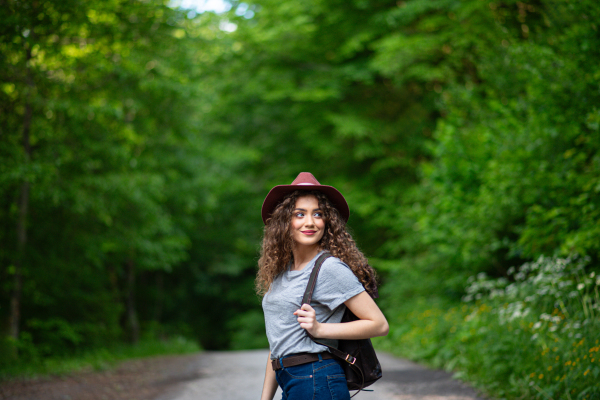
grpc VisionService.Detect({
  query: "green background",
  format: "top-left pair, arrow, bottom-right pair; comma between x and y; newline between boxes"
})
1,0 -> 599,398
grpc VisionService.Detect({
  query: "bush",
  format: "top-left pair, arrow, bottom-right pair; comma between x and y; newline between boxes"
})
380,256 -> 600,400
0,335 -> 200,381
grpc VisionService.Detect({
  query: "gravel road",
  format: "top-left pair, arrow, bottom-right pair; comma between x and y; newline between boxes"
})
159,349 -> 487,400
0,349 -> 487,400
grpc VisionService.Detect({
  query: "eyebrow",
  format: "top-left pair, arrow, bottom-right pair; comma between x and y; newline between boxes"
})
294,208 -> 321,212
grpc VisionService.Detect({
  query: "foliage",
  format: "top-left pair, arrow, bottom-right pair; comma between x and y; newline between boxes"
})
381,257 -> 600,400
378,0 -> 600,285
1,0 -> 600,397
463,256 -> 600,399
0,335 -> 200,380
0,0 -> 258,364
228,309 -> 270,351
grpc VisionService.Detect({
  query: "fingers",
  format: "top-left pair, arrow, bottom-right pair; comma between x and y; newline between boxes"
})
293,304 -> 314,316
293,304 -> 318,334
297,317 -> 314,329
293,310 -> 312,317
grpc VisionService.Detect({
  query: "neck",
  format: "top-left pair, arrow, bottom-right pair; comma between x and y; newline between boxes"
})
291,244 -> 321,271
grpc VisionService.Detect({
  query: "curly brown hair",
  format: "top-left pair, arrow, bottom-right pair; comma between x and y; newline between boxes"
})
256,190 -> 378,298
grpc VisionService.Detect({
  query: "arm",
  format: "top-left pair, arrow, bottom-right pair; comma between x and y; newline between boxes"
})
293,291 -> 389,340
260,351 -> 278,400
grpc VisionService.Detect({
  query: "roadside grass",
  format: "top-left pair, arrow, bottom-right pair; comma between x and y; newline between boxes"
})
0,335 -> 200,381
377,256 -> 600,400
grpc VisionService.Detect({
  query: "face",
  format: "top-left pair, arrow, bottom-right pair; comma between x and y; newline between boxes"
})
291,195 -> 326,249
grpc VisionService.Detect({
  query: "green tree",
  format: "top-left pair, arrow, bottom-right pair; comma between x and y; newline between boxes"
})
0,0 -> 207,358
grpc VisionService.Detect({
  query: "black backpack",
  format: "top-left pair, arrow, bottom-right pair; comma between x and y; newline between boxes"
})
301,252 -> 383,396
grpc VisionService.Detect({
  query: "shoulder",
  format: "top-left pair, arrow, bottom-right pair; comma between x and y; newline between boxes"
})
319,255 -> 357,281
314,254 -> 364,305
321,255 -> 350,271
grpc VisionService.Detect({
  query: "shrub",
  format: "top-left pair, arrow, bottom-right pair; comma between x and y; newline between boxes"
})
380,256 -> 600,400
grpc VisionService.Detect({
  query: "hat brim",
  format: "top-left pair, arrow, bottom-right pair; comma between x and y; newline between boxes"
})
261,184 -> 349,225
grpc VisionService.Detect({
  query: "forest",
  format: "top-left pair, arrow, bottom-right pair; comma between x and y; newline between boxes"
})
1,0 -> 599,398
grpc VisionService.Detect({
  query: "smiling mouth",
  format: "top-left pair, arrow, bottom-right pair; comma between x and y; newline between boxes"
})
301,230 -> 317,235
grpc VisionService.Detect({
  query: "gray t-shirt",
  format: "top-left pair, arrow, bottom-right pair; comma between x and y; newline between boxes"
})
262,251 -> 365,359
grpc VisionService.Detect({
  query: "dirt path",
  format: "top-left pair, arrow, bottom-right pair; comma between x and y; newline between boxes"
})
161,350 -> 486,400
367,352 -> 486,400
0,354 -> 202,400
1,350 -> 487,400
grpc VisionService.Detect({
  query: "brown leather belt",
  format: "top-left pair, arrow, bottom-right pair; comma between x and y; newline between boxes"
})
271,352 -> 334,371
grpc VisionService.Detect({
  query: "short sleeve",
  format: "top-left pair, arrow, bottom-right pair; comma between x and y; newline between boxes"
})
313,257 -> 365,311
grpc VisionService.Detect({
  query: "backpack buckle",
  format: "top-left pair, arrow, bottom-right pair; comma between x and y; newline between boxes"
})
345,355 -> 356,365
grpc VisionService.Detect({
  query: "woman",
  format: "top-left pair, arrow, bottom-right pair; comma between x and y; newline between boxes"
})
258,172 -> 389,400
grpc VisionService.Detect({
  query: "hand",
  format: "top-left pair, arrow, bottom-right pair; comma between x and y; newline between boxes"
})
293,304 -> 321,336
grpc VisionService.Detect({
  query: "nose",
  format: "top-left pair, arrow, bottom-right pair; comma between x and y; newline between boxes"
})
304,214 -> 315,227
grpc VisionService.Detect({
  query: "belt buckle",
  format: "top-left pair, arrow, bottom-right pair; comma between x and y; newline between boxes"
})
345,354 -> 356,365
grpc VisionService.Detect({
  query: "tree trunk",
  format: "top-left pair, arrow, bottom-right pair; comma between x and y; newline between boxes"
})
126,259 -> 140,344
9,42 -> 34,345
10,182 -> 29,342
154,272 -> 164,325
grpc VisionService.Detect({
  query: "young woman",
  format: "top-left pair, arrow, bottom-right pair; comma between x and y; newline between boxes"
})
258,172 -> 389,400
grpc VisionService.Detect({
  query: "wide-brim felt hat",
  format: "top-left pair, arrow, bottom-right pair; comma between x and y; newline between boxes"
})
261,172 -> 349,225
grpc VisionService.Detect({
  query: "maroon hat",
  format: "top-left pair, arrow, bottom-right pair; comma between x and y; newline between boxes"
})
261,172 -> 349,224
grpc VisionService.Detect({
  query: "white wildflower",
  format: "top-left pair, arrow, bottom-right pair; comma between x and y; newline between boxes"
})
558,280 -> 572,288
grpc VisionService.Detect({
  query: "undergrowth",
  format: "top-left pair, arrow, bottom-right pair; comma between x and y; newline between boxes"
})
0,335 -> 200,381
378,256 -> 600,400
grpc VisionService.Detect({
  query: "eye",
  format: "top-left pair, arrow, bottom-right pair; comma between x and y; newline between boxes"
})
294,212 -> 305,218
313,212 -> 323,218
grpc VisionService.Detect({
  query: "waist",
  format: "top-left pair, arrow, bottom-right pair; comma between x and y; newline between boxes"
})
271,352 -> 334,371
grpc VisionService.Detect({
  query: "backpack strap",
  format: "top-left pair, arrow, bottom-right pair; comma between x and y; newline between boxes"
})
301,252 -> 332,306
302,252 -> 358,365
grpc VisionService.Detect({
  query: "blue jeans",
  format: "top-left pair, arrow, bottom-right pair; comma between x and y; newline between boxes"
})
275,353 -> 350,400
